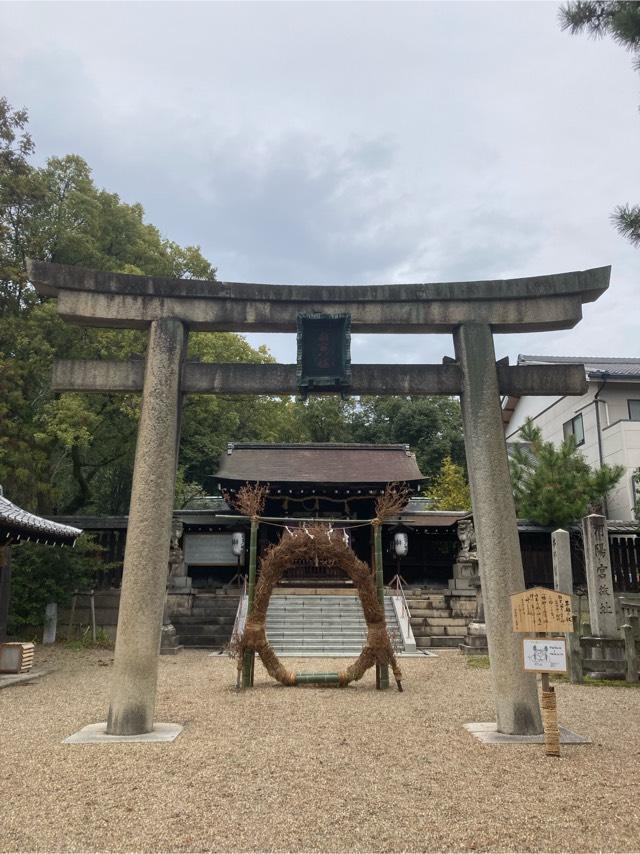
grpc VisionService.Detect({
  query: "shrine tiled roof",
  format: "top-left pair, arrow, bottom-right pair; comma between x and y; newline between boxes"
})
518,355 -> 640,381
216,443 -> 425,487
0,494 -> 82,546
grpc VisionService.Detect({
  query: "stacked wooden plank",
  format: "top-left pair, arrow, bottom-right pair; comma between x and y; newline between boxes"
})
0,642 -> 35,674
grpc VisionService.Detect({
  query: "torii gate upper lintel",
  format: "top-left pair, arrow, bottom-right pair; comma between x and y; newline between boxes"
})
27,259 -> 609,333
25,259 -> 611,738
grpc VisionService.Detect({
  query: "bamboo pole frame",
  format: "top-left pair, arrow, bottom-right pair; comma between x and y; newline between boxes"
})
373,522 -> 390,690
242,517 -> 259,688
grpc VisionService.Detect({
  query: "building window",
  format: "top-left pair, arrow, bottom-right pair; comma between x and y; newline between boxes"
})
563,413 -> 585,446
628,400 -> 640,421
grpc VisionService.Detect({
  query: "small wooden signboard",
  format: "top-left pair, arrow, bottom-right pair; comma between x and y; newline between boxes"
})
511,587 -> 573,634
511,588 -> 573,758
523,638 -> 567,673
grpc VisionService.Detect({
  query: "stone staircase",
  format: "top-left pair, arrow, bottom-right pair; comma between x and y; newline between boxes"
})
172,589 -> 404,654
264,593 -> 403,656
172,590 -> 240,649
405,587 -> 475,649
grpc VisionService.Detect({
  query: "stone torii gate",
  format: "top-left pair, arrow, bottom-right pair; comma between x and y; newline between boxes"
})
27,259 -> 610,737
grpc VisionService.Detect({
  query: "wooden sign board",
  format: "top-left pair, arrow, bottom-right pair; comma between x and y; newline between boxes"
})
183,533 -> 242,567
511,587 -> 573,634
296,313 -> 352,393
523,638 -> 567,673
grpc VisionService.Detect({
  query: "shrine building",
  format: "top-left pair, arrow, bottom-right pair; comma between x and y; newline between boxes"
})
186,442 -> 463,589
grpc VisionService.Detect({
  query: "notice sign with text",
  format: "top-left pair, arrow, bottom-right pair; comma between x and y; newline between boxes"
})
511,587 -> 573,634
523,638 -> 567,673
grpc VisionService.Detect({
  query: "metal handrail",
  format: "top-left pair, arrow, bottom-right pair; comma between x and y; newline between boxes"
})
387,573 -> 412,635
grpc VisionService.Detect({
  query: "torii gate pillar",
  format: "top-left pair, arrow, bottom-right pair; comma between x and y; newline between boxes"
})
106,318 -> 186,736
455,323 -> 541,734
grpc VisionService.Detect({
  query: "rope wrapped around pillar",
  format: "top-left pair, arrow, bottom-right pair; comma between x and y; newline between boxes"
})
541,688 -> 560,757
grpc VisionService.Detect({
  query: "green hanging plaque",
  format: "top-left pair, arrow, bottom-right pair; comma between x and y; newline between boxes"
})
296,313 -> 352,393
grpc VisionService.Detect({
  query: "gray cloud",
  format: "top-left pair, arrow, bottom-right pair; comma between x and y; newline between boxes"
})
1,0 -> 638,367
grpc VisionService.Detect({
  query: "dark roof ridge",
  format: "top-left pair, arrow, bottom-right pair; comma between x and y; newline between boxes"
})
518,354 -> 640,365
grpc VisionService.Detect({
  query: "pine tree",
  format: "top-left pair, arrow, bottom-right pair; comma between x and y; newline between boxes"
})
510,419 -> 624,527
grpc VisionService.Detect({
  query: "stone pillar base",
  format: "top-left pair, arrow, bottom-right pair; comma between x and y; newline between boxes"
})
459,621 -> 489,656
581,636 -> 625,680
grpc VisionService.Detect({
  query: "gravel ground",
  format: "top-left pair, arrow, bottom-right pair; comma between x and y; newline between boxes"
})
1,647 -> 640,854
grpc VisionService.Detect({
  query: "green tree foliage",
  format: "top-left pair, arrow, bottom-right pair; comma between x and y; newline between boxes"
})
0,97 -> 295,515
424,455 -> 471,510
8,534 -> 99,632
349,396 -> 466,484
510,418 -> 624,527
560,2 -> 640,246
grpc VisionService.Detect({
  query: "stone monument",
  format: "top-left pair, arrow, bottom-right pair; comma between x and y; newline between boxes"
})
583,514 -> 618,637
551,527 -> 582,682
551,528 -> 573,596
582,513 -> 623,677
161,520 -> 187,655
167,520 -> 190,591
457,520 -> 489,656
449,519 -> 480,600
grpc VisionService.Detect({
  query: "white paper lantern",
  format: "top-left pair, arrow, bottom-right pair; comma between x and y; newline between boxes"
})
231,532 -> 245,556
393,532 -> 409,557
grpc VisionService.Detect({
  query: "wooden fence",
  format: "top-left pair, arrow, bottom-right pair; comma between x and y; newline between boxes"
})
610,536 -> 640,593
519,531 -> 640,593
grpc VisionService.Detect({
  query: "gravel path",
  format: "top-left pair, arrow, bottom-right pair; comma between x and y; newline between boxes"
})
1,646 -> 640,853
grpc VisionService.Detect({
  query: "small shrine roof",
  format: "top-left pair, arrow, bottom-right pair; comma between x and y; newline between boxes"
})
0,493 -> 82,546
216,443 -> 425,488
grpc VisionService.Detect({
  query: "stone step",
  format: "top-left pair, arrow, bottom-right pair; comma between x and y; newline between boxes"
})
266,611 -> 368,618
412,625 -> 467,637
268,644 -> 368,651
271,640 -> 366,649
405,596 -> 448,607
173,615 -> 236,627
268,599 -> 367,604
267,619 -> 367,630
449,605 -> 477,618
459,643 -> 489,655
408,608 -> 453,619
173,624 -> 235,637
464,635 -> 487,654
266,609 -> 369,615
201,593 -> 407,655
180,635 -> 230,647
421,616 -> 468,627
191,607 -> 240,619
410,617 -> 468,630
415,635 -> 465,648
271,649 -> 365,655
266,628 -> 368,635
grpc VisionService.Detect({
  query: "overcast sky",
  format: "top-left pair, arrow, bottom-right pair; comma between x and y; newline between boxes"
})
1,1 -> 638,365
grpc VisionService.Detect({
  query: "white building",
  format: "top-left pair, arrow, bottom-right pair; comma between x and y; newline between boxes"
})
503,356 -> 640,521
